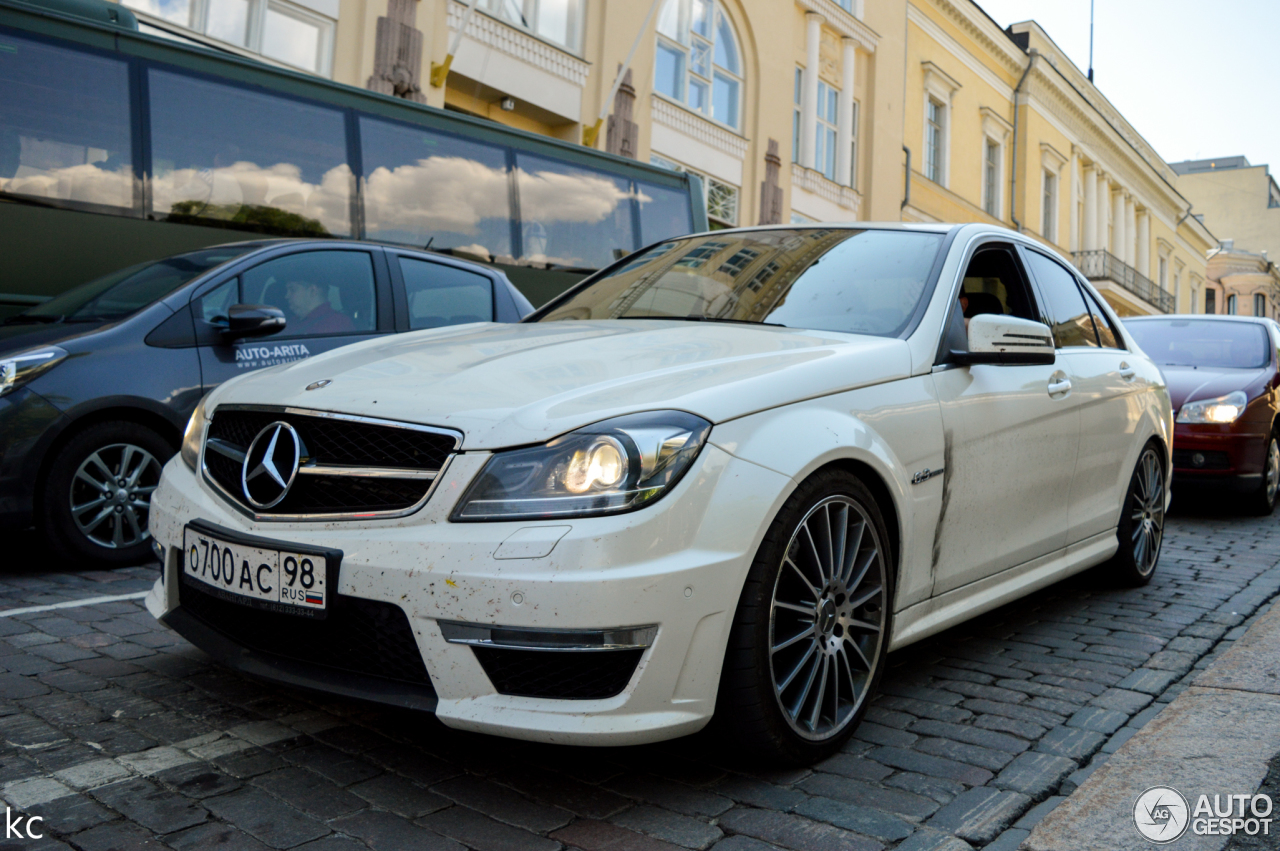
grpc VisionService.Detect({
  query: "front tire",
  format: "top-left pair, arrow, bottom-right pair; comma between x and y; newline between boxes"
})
716,469 -> 893,764
1107,443 -> 1166,587
40,421 -> 173,567
1244,429 -> 1280,516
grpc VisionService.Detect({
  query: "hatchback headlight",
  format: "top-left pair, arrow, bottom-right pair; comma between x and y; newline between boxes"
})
180,395 -> 210,471
0,347 -> 66,397
1177,390 -> 1248,424
452,411 -> 712,521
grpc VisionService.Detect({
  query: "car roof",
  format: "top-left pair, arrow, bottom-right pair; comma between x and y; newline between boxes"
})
1124,314 -> 1272,325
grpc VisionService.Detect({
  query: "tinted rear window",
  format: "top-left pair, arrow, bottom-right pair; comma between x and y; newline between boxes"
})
1124,319 -> 1271,369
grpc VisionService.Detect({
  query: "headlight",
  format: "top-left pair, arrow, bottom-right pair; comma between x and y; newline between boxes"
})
452,410 -> 712,521
1177,390 -> 1248,424
180,394 -> 210,471
0,347 -> 66,397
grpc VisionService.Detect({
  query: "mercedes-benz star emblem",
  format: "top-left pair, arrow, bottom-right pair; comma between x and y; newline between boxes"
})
241,422 -> 301,509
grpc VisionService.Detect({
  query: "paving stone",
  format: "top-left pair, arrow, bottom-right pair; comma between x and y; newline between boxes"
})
68,820 -> 165,851
893,827 -> 974,851
1013,796 -> 1065,830
205,788 -> 331,848
795,795 -> 914,840
1114,668 -> 1180,695
717,807 -> 882,851
154,762 -> 244,799
993,753 -> 1077,798
876,696 -> 973,724
925,787 -> 1030,845
613,804 -> 724,849
711,775 -> 807,812
347,773 -> 451,818
252,767 -> 366,819
907,720 -> 1028,754
866,747 -> 994,786
812,753 -> 892,783
283,743 -> 381,787
914,738 -> 1017,771
496,766 -> 632,820
883,772 -> 964,805
25,792 -> 119,835
552,819 -> 684,851
973,714 -> 1046,740
167,821 -> 273,851
335,809 -> 465,851
1102,727 -> 1138,753
606,775 -> 734,818
797,773 -> 939,818
984,827 -> 1031,851
1036,726 -> 1106,761
89,777 -> 208,834
853,722 -> 917,748
0,672 -> 52,699
434,774 -> 572,833
959,699 -> 1066,728
1064,707 -> 1129,735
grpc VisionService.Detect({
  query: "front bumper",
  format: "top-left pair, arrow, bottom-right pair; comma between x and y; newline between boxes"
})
1172,424 -> 1267,491
145,444 -> 792,746
0,387 -> 66,529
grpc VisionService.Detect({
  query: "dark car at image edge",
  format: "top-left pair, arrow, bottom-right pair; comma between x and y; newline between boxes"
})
0,238 -> 533,565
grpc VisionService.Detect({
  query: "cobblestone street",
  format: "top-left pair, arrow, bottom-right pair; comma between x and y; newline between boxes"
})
2,503 -> 1278,851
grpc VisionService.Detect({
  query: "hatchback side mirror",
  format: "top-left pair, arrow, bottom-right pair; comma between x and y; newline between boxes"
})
224,304 -> 286,340
951,314 -> 1056,366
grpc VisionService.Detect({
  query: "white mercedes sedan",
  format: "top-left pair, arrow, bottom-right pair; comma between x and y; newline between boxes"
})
146,224 -> 1171,763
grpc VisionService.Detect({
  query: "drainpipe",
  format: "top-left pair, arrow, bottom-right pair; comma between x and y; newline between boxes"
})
901,146 -> 912,213
1009,48 -> 1038,233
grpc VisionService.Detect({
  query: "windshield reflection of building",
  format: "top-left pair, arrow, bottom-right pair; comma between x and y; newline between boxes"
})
605,229 -> 853,321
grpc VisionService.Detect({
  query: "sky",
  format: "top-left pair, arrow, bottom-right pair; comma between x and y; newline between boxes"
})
973,0 -> 1280,171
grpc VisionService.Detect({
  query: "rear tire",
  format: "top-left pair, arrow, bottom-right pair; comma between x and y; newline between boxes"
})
715,469 -> 893,764
1244,429 -> 1280,516
1106,443 -> 1166,587
40,421 -> 173,567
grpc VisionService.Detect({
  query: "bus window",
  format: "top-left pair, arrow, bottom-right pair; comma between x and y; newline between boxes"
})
147,69 -> 351,236
399,257 -> 494,329
0,33 -> 133,209
359,117 -> 513,259
515,152 -> 636,270
636,179 -> 697,247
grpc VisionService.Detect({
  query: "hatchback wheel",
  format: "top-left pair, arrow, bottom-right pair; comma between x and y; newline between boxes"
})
1245,429 -> 1280,516
41,421 -> 173,567
1107,443 -> 1165,587
717,469 -> 892,763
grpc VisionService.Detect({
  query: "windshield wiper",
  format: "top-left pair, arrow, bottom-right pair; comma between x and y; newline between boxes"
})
2,314 -> 63,325
617,315 -> 787,328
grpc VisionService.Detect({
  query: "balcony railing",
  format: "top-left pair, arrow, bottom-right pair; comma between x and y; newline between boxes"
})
1071,249 -> 1174,313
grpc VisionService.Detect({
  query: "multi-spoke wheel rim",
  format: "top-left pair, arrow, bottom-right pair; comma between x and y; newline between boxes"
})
1266,438 -> 1280,505
1130,449 -> 1165,577
70,443 -> 162,549
769,495 -> 886,741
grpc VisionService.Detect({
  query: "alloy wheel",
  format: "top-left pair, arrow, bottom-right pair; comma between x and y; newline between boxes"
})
1130,448 -> 1165,577
1266,437 -> 1280,506
69,443 -> 162,549
769,495 -> 886,741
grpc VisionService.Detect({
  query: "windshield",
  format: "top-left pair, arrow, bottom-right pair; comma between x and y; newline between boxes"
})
1125,319 -> 1272,369
18,246 -> 257,322
536,228 -> 946,336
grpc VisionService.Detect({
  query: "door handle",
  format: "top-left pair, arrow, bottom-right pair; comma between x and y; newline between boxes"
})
1119,361 -> 1136,381
1048,377 -> 1072,397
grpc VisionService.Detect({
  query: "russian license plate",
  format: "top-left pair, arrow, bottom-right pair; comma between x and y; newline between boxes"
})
182,525 -> 331,617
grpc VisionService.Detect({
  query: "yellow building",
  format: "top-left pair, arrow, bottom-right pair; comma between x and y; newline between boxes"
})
1205,242 -> 1280,319
901,1 -> 1215,316
115,0 -> 1217,314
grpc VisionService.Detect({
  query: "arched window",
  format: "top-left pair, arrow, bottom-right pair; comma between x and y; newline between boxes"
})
654,0 -> 743,131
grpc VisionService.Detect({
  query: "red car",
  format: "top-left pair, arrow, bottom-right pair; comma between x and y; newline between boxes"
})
1124,315 -> 1280,514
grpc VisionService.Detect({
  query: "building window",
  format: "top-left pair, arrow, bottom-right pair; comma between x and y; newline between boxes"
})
983,139 -> 1000,217
1158,256 -> 1168,291
655,0 -> 743,131
925,98 -> 944,183
815,81 -> 839,181
1190,287 -> 1199,313
1206,288 -> 1216,314
848,100 -> 859,190
650,154 -> 738,228
484,0 -> 584,53
790,210 -> 817,224
123,0 -> 334,74
1227,294 -> 1238,315
1257,293 -> 1267,317
1042,170 -> 1056,242
792,67 -> 802,164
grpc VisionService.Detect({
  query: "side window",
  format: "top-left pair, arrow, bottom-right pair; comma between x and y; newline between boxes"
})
958,247 -> 1037,322
1024,250 -> 1100,348
194,278 -> 237,328
399,258 -> 494,330
1082,287 -> 1123,349
242,251 -> 376,338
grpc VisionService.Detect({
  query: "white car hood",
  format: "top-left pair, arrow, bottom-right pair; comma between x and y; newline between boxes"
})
214,320 -> 912,449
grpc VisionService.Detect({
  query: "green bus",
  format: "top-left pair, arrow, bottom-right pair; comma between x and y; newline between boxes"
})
0,0 -> 705,315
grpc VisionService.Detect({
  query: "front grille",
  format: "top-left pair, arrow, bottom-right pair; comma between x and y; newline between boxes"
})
204,407 -> 458,517
1173,449 -> 1231,470
179,577 -> 433,687
472,647 -> 643,699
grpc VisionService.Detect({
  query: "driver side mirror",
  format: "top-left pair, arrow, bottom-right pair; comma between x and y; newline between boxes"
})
224,304 -> 286,340
952,314 -> 1056,366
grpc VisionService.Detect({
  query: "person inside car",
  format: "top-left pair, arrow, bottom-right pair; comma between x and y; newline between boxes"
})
285,277 -> 354,335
